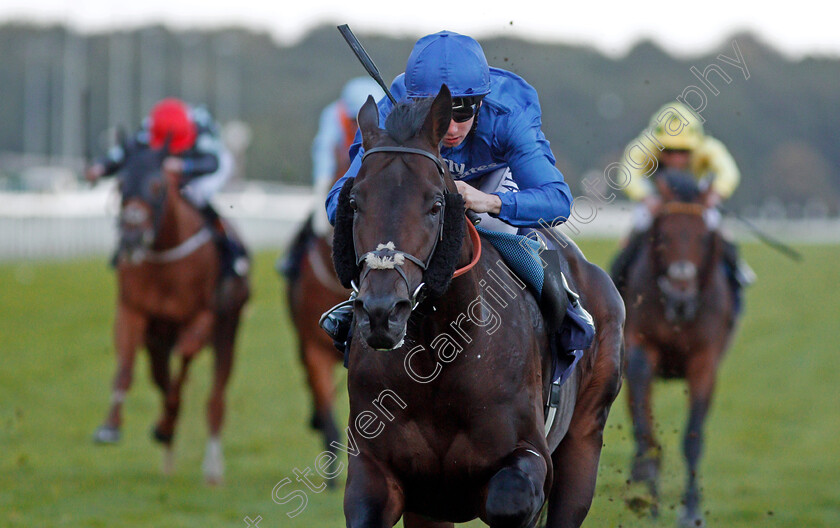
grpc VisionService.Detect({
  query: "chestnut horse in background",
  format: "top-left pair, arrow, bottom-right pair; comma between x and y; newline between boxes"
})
620,170 -> 738,527
331,87 -> 624,527
92,143 -> 250,485
285,147 -> 352,480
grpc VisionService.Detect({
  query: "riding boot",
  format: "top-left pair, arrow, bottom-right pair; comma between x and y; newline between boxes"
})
200,204 -> 249,277
539,251 -> 570,335
610,229 -> 648,294
277,213 -> 315,280
540,250 -> 595,400
319,292 -> 356,356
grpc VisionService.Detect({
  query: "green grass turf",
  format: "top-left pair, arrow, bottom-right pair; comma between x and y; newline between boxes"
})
1,242 -> 838,527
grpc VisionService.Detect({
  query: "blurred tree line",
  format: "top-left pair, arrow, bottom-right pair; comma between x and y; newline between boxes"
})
0,23 -> 837,212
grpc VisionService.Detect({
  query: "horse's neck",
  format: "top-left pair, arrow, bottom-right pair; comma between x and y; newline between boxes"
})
154,191 -> 205,251
433,226 -> 482,312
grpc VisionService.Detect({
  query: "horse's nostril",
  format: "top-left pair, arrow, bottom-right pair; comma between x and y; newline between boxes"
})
357,296 -> 410,333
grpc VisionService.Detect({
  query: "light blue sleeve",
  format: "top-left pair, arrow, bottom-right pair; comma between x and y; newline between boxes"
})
326,77 -> 402,225
311,102 -> 343,185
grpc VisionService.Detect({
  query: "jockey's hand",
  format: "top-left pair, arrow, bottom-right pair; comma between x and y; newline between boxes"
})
704,190 -> 722,209
643,194 -> 662,215
85,163 -> 105,183
163,156 -> 185,175
454,181 -> 502,215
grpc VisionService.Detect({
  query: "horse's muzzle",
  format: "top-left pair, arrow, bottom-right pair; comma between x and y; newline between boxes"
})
354,294 -> 412,351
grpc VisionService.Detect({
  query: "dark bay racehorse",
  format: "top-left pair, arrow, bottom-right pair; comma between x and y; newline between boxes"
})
331,86 -> 624,527
621,171 -> 737,526
92,143 -> 250,485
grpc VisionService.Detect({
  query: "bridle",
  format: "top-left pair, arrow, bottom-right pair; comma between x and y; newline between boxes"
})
652,201 -> 715,321
354,146 -> 454,309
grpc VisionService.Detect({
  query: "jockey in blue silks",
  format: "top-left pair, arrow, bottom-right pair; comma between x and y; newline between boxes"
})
326,31 -> 572,230
321,31 -> 593,365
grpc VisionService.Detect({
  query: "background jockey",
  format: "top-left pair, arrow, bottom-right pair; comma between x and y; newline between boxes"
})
322,30 -> 590,355
86,97 -> 248,278
278,77 -> 384,280
610,101 -> 754,306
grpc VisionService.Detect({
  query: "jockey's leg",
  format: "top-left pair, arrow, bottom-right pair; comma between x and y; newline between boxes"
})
720,237 -> 755,314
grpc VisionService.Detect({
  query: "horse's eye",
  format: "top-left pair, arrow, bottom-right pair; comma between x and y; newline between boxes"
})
429,200 -> 443,215
349,198 -> 358,212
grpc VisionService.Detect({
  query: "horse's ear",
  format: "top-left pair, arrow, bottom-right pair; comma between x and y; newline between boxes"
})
358,96 -> 381,151
421,84 -> 452,149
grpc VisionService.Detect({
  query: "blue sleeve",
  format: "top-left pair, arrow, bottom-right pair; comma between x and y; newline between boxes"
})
492,110 -> 572,228
326,153 -> 362,225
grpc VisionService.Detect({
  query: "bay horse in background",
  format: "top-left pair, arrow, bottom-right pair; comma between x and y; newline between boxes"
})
92,142 -> 250,485
284,146 -> 353,482
331,87 -> 624,527
620,170 -> 738,527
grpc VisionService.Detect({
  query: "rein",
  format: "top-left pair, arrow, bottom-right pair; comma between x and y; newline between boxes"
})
452,221 -> 481,278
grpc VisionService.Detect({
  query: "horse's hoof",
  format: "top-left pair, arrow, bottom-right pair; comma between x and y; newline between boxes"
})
161,447 -> 175,476
678,508 -> 705,528
151,425 -> 173,445
93,425 -> 121,444
204,474 -> 224,487
630,454 -> 660,483
202,437 -> 225,486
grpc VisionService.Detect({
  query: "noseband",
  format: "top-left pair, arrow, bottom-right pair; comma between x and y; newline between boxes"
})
356,146 -> 449,309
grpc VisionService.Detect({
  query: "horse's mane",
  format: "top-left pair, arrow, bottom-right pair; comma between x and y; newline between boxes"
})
384,98 -> 434,144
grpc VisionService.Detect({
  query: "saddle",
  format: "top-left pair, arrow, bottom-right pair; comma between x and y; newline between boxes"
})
476,227 -> 594,388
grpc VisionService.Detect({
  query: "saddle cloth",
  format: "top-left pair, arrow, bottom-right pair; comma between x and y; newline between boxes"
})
476,227 -> 593,386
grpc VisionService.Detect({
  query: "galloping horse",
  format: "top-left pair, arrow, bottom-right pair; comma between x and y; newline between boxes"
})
620,170 -> 738,526
92,143 -> 250,485
331,86 -> 624,527
286,199 -> 350,476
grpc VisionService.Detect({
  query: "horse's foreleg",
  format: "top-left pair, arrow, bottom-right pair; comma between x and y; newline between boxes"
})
174,309 -> 215,358
626,343 -> 661,506
482,444 -> 549,528
94,304 -> 147,444
302,342 -> 341,471
153,354 -> 193,445
344,454 -> 404,528
679,353 -> 718,528
201,313 -> 241,485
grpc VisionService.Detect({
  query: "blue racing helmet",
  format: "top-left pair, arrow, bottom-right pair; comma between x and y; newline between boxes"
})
405,31 -> 491,98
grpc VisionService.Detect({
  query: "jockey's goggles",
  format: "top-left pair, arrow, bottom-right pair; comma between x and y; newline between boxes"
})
451,96 -> 483,123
